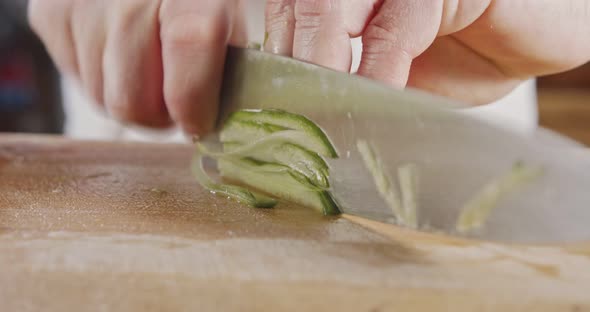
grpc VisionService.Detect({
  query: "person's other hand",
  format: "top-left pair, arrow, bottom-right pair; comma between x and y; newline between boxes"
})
265,0 -> 590,104
28,0 -> 246,135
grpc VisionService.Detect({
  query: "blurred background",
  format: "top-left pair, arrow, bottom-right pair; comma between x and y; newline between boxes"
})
1,1 -> 589,144
0,0 -> 64,134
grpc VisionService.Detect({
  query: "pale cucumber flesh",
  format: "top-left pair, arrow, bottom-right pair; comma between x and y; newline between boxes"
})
198,140 -> 329,188
190,154 -> 277,208
218,158 -> 340,215
193,109 -> 341,215
224,109 -> 338,158
220,119 -> 286,143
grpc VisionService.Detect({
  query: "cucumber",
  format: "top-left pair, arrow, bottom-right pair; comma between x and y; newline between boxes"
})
220,119 -> 287,144
190,155 -> 277,208
199,140 -> 330,188
233,141 -> 330,188
192,109 -> 342,216
224,109 -> 339,158
237,157 -> 324,188
218,158 -> 340,215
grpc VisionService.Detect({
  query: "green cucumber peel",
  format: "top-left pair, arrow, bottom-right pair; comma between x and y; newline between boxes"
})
192,109 -> 341,215
218,158 -> 340,215
202,132 -> 330,188
225,109 -> 339,158
197,143 -> 325,190
220,119 -> 287,143
190,153 -> 277,208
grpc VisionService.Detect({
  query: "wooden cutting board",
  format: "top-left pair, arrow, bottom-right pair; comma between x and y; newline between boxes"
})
1,134 -> 589,311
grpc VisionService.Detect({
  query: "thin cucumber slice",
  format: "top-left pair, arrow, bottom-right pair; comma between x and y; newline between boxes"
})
357,140 -> 404,222
357,140 -> 421,228
225,109 -> 339,158
190,154 -> 277,208
455,161 -> 543,233
240,157 -> 325,188
220,119 -> 287,143
397,163 -> 419,229
221,118 -> 335,162
218,157 -> 340,215
203,133 -> 330,188
198,143 -> 323,188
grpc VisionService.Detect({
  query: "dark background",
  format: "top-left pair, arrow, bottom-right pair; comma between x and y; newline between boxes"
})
0,0 -> 64,134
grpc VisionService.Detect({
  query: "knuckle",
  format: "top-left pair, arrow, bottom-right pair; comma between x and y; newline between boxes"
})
266,0 -> 294,26
294,0 -> 330,18
292,0 -> 333,33
362,22 -> 416,61
363,19 -> 396,44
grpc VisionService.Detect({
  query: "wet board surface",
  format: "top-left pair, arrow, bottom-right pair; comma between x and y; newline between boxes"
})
1,134 -> 589,311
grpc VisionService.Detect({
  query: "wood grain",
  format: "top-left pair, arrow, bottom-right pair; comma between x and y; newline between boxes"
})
538,88 -> 590,146
1,134 -> 589,311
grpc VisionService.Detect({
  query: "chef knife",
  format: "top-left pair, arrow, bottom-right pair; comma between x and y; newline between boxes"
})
217,46 -> 590,244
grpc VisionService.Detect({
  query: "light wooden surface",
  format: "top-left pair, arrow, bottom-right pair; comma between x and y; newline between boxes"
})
1,135 -> 589,311
538,88 -> 590,146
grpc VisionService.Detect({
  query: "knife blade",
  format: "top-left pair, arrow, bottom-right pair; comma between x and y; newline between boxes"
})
218,46 -> 590,244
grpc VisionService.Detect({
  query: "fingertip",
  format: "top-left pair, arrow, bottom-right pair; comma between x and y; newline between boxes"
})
165,90 -> 218,137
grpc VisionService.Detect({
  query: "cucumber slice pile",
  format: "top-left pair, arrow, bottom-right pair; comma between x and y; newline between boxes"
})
193,109 -> 341,215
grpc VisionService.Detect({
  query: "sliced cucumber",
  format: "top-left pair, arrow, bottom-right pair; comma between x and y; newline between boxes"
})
220,119 -> 287,144
192,109 -> 341,215
224,109 -> 339,158
397,163 -> 419,229
455,161 -> 543,233
197,143 -> 327,189
234,142 -> 330,188
218,157 -> 340,215
198,142 -> 326,188
238,157 -> 324,188
356,140 -> 420,228
357,140 -> 404,221
221,118 -> 335,161
191,154 -> 277,208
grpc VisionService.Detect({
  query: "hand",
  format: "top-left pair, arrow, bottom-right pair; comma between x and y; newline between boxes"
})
265,0 -> 590,104
28,0 -> 246,135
